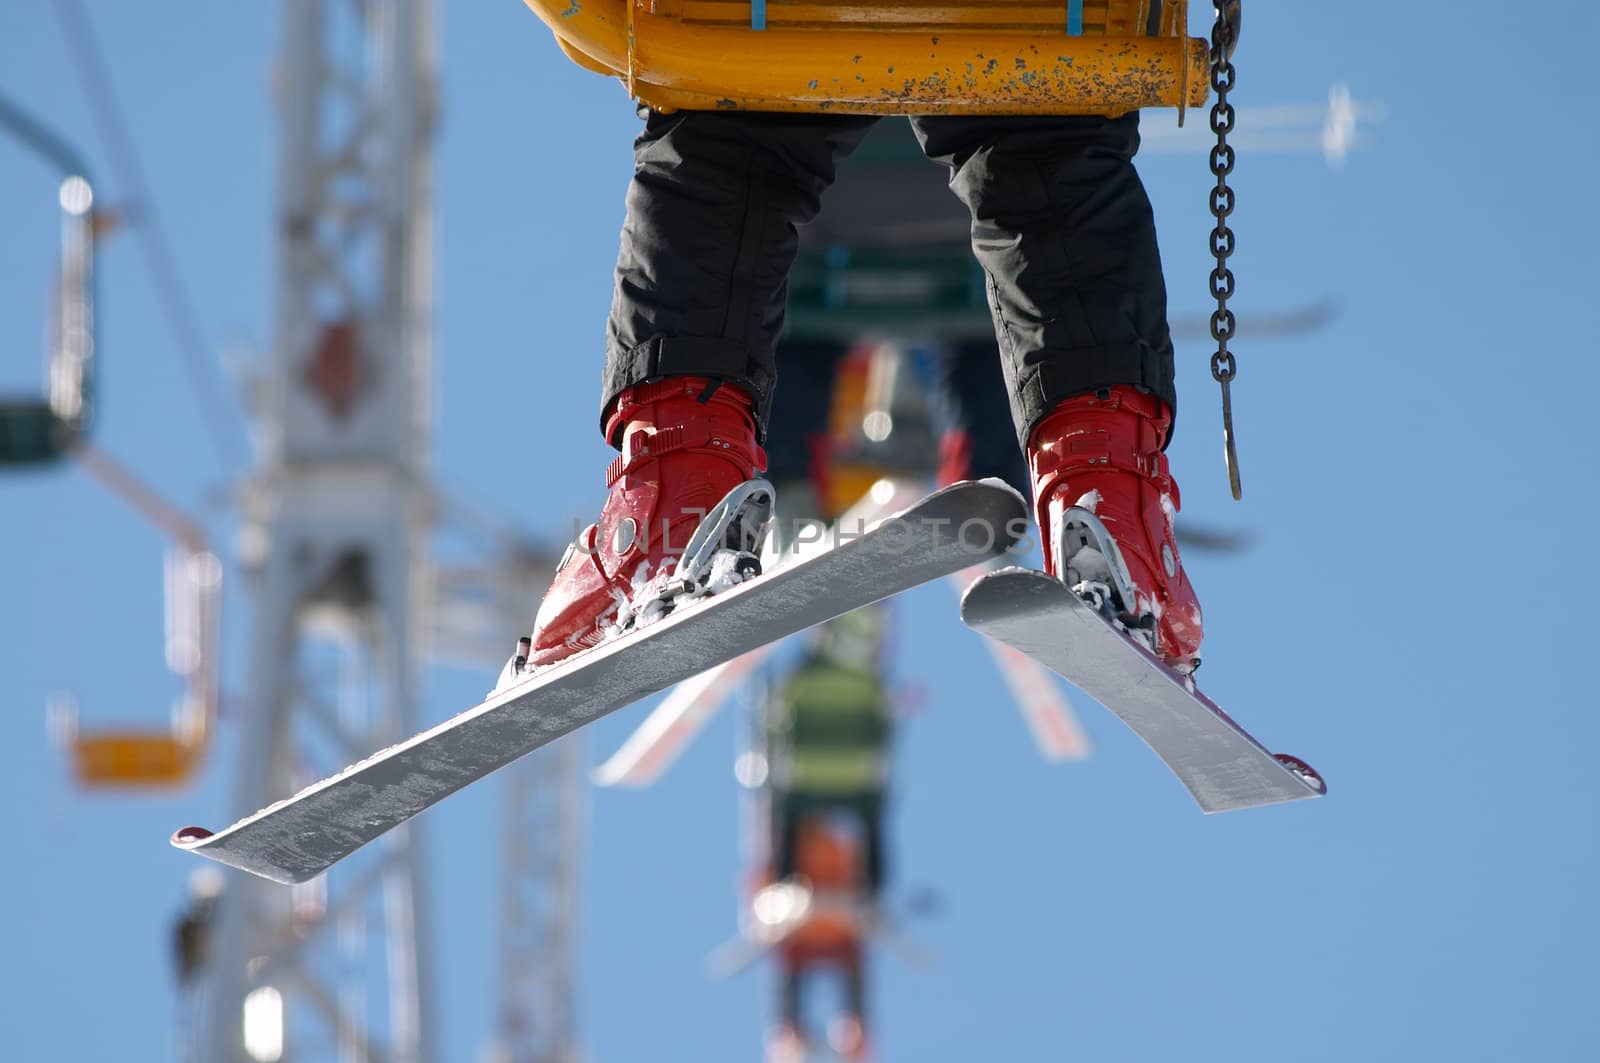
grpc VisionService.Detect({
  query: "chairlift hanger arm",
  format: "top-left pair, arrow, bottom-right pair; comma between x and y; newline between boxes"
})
0,90 -> 93,180
0,90 -> 98,466
76,443 -> 208,551
57,445 -> 219,789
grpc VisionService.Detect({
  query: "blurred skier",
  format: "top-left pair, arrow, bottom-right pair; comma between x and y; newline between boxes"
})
762,607 -> 890,1063
764,820 -> 874,1063
530,81 -> 1203,671
767,608 -> 893,897
171,867 -> 223,984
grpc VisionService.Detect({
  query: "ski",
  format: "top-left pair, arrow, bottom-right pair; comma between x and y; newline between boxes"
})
948,565 -> 1092,762
173,480 -> 1029,883
960,567 -> 1324,813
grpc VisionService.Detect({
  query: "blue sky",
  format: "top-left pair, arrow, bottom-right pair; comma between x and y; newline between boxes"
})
2,2 -> 1597,1061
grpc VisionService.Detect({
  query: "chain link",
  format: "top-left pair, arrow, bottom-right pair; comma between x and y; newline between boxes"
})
1208,2 -> 1243,500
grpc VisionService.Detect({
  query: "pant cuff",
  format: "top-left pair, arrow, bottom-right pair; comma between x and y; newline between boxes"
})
1012,341 -> 1177,452
600,336 -> 776,444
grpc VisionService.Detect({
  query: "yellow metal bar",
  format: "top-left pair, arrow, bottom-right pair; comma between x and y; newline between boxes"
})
72,732 -> 202,788
524,1 -> 1209,116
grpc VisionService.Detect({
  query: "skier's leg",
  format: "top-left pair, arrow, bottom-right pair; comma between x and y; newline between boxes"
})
781,966 -> 802,1028
606,110 -> 878,435
912,113 -> 1201,668
831,952 -> 869,1060
768,966 -> 806,1062
859,794 -> 886,897
846,957 -> 866,1023
910,113 -> 1175,434
931,339 -> 1030,496
773,792 -> 800,882
532,111 -> 876,665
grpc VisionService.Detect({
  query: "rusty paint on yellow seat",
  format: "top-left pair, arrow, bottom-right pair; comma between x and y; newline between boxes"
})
524,0 -> 1209,116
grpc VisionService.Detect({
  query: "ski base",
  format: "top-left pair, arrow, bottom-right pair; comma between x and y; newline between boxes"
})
960,567 -> 1324,813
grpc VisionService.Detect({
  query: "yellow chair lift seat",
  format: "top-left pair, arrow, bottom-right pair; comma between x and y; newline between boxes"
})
72,728 -> 205,789
523,0 -> 1210,116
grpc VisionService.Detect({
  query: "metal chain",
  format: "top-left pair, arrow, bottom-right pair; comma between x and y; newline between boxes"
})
1208,2 -> 1243,500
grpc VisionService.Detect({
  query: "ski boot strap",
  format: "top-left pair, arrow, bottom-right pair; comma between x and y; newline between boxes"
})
1029,387 -> 1179,505
1030,427 -> 1177,500
604,377 -> 766,487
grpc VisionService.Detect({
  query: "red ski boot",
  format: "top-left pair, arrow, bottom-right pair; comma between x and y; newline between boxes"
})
528,376 -> 772,667
1028,386 -> 1203,671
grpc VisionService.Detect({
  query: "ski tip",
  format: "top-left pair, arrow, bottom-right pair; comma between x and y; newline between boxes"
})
589,763 -> 629,788
1272,753 -> 1328,795
958,565 -> 1057,618
957,477 -> 1031,524
923,476 -> 1028,515
968,475 -> 1029,504
171,825 -> 214,849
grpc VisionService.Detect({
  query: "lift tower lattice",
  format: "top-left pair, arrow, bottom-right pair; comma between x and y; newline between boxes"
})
199,1 -> 438,1059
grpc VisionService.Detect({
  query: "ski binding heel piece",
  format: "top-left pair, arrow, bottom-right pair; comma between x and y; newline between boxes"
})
623,478 -> 776,630
674,478 -> 775,589
1051,504 -> 1153,648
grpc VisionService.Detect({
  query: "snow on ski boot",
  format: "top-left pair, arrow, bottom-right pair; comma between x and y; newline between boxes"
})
525,376 -> 773,669
1028,386 -> 1203,672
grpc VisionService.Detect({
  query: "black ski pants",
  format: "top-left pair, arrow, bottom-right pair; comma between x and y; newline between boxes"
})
603,110 -> 1177,452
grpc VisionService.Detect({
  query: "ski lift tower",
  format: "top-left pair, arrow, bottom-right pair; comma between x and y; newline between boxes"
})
198,1 -> 439,1059
489,737 -> 583,1063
